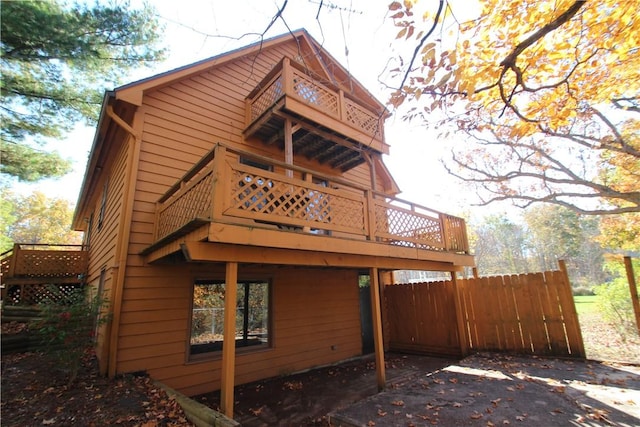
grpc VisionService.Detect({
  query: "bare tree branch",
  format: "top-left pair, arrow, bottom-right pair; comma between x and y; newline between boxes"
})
397,0 -> 445,91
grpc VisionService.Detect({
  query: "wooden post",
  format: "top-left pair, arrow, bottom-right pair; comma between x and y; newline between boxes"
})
441,215 -> 450,251
8,243 -> 19,277
365,191 -> 377,241
557,260 -> 586,358
369,267 -> 386,391
220,262 -> 238,418
211,144 -> 228,221
450,271 -> 469,356
284,118 -> 293,178
338,89 -> 345,121
624,256 -> 640,335
282,58 -> 292,94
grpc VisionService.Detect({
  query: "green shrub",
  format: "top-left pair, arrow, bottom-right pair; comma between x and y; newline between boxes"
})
572,286 -> 595,296
594,279 -> 635,339
37,286 -> 109,386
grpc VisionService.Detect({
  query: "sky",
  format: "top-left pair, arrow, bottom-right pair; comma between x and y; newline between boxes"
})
14,0 -> 486,218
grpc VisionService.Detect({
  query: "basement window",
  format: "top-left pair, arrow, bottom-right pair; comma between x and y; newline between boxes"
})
189,279 -> 270,358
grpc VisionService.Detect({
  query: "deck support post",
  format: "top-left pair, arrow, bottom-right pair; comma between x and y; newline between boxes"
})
369,267 -> 386,391
220,261 -> 238,418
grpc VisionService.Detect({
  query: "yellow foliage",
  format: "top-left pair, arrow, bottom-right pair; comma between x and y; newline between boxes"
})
389,0 -> 639,139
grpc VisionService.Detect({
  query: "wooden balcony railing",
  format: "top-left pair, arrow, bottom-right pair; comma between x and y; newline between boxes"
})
1,244 -> 88,283
1,244 -> 88,305
245,58 -> 386,149
152,144 -> 470,255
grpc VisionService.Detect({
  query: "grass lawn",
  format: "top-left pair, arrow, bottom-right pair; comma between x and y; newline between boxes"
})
574,294 -> 599,315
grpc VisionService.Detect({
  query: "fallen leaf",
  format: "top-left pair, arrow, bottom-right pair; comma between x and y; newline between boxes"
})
492,398 -> 502,407
471,412 -> 483,419
42,419 -> 55,425
453,402 -> 462,408
392,400 -> 405,406
377,408 -> 387,417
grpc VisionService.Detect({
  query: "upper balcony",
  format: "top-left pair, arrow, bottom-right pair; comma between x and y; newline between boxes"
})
142,143 -> 472,269
244,58 -> 389,172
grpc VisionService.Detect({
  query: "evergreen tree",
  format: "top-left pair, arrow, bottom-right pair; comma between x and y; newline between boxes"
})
1,0 -> 165,181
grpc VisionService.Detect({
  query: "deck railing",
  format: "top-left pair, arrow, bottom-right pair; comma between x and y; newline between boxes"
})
1,244 -> 88,304
246,58 -> 384,140
153,144 -> 470,255
1,244 -> 88,281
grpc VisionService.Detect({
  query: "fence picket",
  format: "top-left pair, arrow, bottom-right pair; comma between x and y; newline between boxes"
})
385,267 -> 584,359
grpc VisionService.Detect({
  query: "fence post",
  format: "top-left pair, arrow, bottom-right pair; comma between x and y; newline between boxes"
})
557,260 -> 586,358
451,271 -> 470,356
623,256 -> 640,335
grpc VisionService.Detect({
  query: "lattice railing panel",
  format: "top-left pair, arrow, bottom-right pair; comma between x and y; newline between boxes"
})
1,251 -> 12,277
344,98 -> 380,136
4,283 -> 84,305
250,75 -> 284,122
228,168 -> 365,232
156,170 -> 213,240
375,203 -> 444,250
291,70 -> 339,117
13,250 -> 88,278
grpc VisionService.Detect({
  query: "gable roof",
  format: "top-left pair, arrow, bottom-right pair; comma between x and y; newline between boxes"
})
115,29 -> 387,115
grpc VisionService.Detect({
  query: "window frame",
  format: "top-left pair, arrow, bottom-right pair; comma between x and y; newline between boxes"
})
188,277 -> 272,362
97,179 -> 109,231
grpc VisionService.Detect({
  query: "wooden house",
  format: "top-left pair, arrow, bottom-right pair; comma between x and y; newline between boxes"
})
69,29 -> 474,416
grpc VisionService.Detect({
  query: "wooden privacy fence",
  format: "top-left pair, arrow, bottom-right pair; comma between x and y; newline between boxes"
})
385,281 -> 462,357
385,264 -> 585,358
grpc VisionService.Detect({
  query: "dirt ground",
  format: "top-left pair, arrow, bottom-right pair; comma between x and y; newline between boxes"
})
0,351 -> 192,427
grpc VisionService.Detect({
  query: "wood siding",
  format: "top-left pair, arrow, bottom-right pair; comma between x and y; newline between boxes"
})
116,266 -> 361,396
83,134 -> 129,365
113,39 -> 370,394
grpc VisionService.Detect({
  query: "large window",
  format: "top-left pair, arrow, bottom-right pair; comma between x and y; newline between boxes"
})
190,280 -> 270,357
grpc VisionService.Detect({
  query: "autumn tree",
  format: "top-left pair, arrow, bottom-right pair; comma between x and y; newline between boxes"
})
473,214 -> 530,275
523,205 -> 606,287
387,0 -> 639,216
0,189 -> 82,251
0,0 -> 165,182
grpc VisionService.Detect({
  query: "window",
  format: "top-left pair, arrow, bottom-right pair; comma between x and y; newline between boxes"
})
190,280 -> 270,357
83,212 -> 94,248
97,180 -> 108,231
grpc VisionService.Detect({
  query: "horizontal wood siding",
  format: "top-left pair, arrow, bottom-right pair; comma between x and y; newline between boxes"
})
115,40 -> 372,395
115,265 -> 361,397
